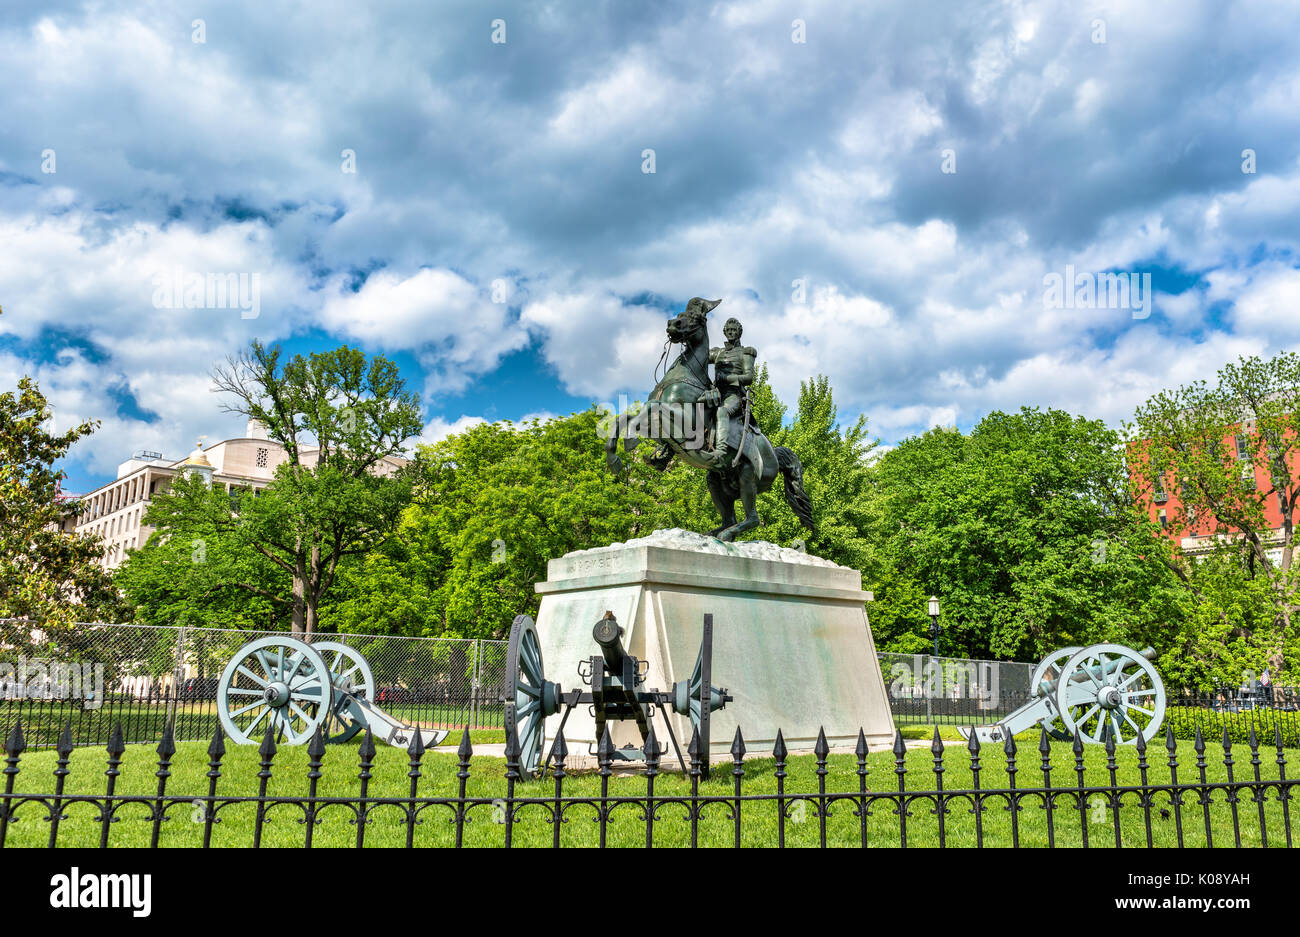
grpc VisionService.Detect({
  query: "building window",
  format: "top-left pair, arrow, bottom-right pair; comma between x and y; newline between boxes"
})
1241,463 -> 1256,489
256,447 -> 269,468
1157,508 -> 1168,528
1236,434 -> 1250,460
1153,473 -> 1168,503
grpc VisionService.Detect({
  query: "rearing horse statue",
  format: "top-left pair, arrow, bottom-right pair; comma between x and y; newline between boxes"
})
605,297 -> 815,542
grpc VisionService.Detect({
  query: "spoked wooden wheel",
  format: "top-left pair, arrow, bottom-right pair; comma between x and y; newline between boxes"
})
217,636 -> 330,745
312,641 -> 374,744
504,615 -> 560,776
1056,643 -> 1166,745
1031,646 -> 1079,740
1031,647 -> 1080,694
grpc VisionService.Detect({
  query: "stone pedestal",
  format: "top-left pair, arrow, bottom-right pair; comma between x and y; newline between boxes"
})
533,530 -> 894,761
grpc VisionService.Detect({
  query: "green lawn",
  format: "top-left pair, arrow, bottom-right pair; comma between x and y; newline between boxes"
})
1,732 -> 1293,848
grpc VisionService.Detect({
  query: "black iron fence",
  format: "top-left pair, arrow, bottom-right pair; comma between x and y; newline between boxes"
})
0,686 -> 508,752
0,620 -> 509,749
0,719 -> 1294,848
888,688 -> 1300,748
890,689 -> 1035,727
4,620 -> 1295,753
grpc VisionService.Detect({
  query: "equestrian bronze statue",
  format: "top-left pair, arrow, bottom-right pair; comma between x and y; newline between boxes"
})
605,297 -> 815,542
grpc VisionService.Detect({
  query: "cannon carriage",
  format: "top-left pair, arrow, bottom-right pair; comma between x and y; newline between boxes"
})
504,611 -> 732,778
958,643 -> 1167,746
216,635 -> 449,749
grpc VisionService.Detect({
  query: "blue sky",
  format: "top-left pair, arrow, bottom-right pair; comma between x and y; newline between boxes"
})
3,1 -> 1300,494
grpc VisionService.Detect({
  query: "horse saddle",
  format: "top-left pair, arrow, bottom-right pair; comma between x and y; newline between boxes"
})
712,408 -> 761,451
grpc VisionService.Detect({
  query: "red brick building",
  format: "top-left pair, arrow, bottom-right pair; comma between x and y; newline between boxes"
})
1138,429 -> 1291,564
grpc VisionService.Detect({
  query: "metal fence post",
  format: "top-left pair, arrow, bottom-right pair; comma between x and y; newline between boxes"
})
166,625 -> 186,729
470,639 -> 481,729
925,654 -> 934,725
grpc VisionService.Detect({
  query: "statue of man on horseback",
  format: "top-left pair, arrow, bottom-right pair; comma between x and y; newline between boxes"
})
706,316 -> 755,467
604,296 -> 815,542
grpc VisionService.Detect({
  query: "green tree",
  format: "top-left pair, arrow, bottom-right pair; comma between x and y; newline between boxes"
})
409,410 -> 688,638
0,377 -> 125,627
863,408 -> 1184,662
1127,351 -> 1300,677
314,507 -> 440,636
754,373 -> 876,571
135,342 -> 423,634
114,495 -> 292,631
1157,545 -> 1281,690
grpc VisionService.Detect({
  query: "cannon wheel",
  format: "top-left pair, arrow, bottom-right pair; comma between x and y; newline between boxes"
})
505,615 -> 558,776
312,641 -> 374,744
217,636 -> 330,745
1031,646 -> 1080,740
1056,643 -> 1166,745
669,614 -> 728,777
1031,647 -> 1080,695
674,641 -> 726,736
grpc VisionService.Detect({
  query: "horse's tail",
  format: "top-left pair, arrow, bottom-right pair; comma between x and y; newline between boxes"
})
775,446 -> 815,533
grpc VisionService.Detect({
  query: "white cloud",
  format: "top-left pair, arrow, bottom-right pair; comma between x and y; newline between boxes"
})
521,292 -> 667,399
1230,266 -> 1300,340
548,57 -> 686,143
419,414 -> 486,445
319,268 -> 529,390
0,211 -> 311,474
6,0 -> 1300,486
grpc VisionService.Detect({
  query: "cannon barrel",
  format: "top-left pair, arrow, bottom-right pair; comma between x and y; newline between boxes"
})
1066,645 -> 1156,685
592,610 -> 628,673
1043,645 -> 1158,696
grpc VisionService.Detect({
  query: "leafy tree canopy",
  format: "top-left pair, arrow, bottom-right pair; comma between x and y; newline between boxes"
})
1127,351 -> 1300,678
122,342 -> 422,635
862,408 -> 1184,663
0,377 -> 125,628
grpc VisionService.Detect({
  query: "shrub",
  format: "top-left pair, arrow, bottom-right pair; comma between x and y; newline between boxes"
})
1164,704 -> 1300,749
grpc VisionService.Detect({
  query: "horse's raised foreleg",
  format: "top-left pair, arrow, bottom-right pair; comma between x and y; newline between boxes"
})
605,434 -> 625,471
604,405 -> 648,472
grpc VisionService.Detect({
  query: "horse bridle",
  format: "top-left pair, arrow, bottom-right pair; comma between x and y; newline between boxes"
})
659,316 -> 712,394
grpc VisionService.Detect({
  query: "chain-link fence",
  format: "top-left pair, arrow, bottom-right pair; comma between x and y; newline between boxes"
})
0,620 -> 507,749
28,621 -> 1285,749
879,651 -> 1035,728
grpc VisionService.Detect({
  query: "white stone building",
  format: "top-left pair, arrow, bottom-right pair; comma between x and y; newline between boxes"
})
65,420 -> 405,570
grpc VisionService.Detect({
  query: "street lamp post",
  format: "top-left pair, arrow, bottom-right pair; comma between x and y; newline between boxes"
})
928,595 -> 941,658
925,595 -> 941,726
